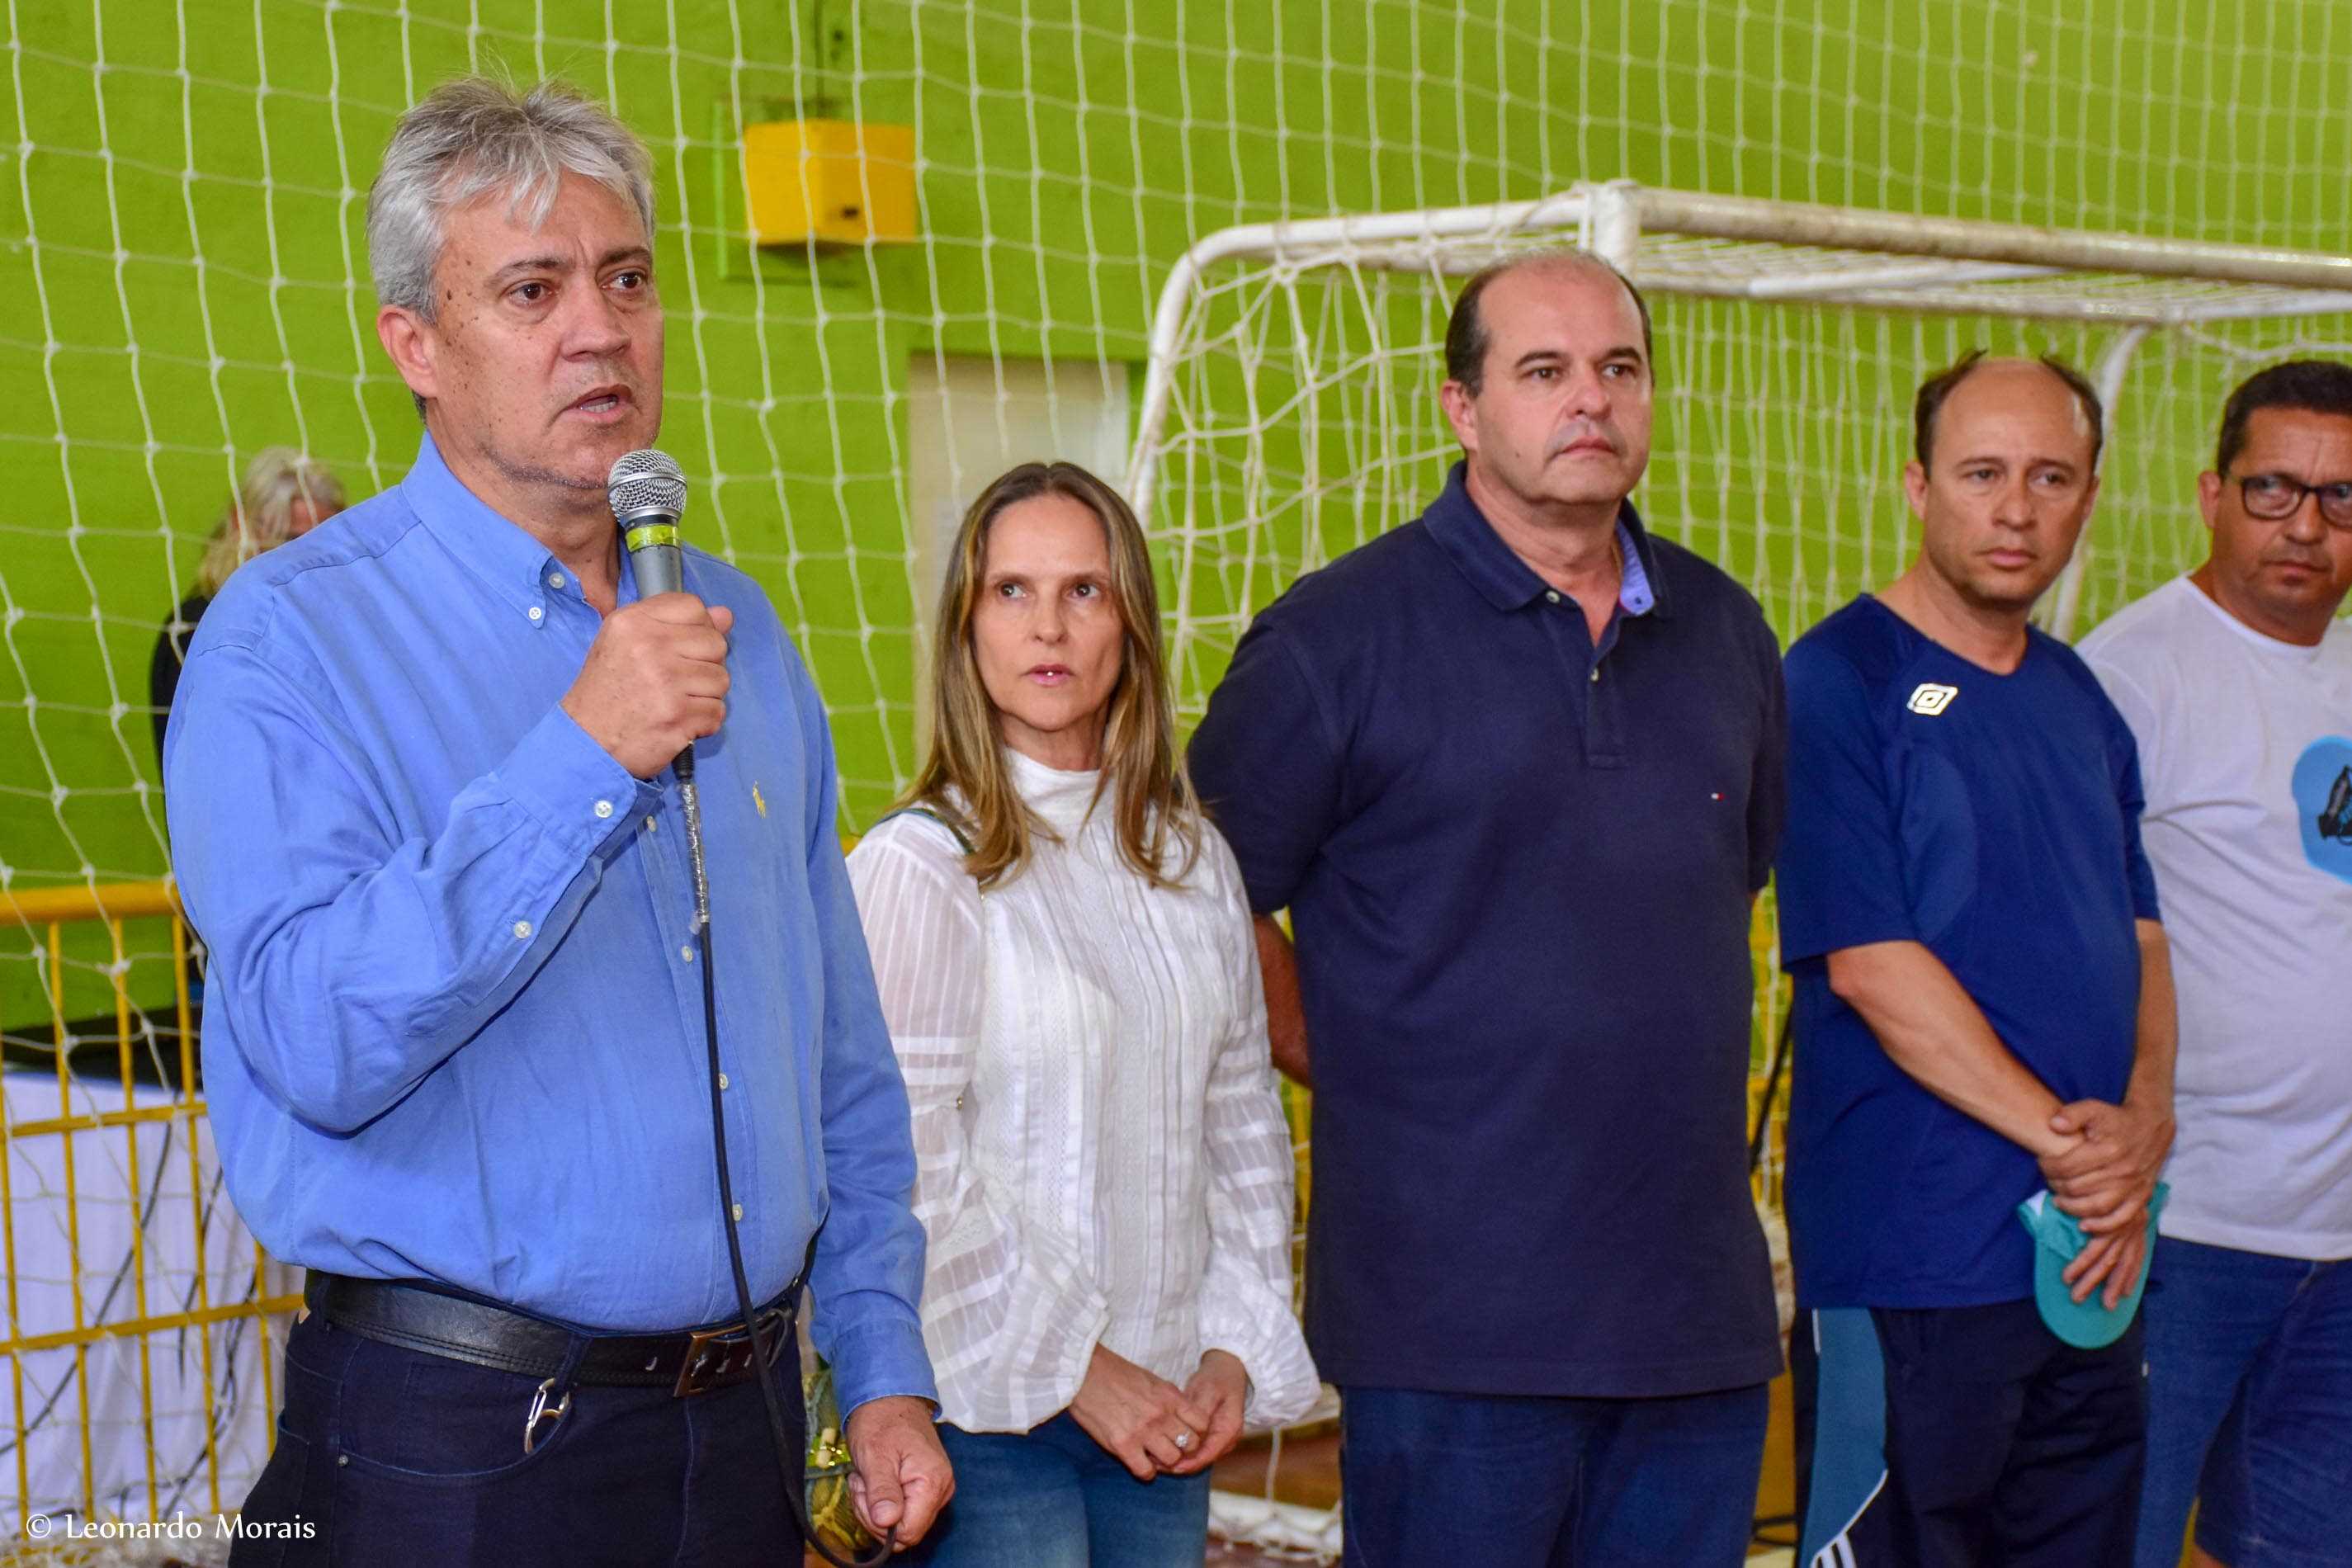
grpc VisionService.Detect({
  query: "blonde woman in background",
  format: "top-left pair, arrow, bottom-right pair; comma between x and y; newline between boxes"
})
150,446 -> 346,757
848,461 -> 1317,1567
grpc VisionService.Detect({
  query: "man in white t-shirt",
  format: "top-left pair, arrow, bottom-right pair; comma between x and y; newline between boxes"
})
2078,359 -> 2352,1568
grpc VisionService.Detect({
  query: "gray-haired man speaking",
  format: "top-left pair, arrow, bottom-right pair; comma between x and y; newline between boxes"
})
165,78 -> 949,1561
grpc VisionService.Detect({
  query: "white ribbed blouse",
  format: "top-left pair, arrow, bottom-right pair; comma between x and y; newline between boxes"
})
845,749 -> 1319,1435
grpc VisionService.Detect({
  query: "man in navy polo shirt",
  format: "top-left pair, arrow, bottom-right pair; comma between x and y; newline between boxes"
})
1190,249 -> 1787,1566
1778,354 -> 2176,1567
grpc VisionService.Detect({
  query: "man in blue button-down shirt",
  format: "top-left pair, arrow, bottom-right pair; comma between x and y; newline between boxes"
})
165,77 -> 947,1561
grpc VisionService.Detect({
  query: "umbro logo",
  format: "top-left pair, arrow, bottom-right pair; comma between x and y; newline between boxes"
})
1907,682 -> 1959,716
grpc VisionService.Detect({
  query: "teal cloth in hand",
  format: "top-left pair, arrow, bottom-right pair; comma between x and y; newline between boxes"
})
2015,1182 -> 2170,1348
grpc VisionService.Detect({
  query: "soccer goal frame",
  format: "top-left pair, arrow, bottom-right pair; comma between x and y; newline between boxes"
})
1126,179 -> 2352,643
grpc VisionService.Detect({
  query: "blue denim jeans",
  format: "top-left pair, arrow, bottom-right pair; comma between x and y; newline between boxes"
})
1337,1382 -> 1769,1568
2137,1235 -> 2352,1568
904,1415 -> 1211,1568
231,1306 -> 804,1566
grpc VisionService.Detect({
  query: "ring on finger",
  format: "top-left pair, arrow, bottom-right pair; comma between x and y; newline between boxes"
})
1173,1429 -> 1193,1452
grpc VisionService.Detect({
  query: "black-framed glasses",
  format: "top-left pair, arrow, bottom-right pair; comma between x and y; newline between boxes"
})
2233,471 -> 2352,529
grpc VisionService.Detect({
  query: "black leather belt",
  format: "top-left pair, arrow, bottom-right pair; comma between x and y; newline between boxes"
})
304,1272 -> 799,1398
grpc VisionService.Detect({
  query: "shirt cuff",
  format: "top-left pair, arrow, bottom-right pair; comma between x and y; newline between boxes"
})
826,1315 -> 942,1420
491,704 -> 654,862
1199,1329 -> 1320,1433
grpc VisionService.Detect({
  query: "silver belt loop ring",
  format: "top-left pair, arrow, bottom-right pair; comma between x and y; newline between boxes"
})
522,1376 -> 572,1455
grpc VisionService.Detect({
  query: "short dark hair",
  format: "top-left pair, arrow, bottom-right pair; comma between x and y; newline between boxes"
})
2213,359 -> 2352,475
1912,350 -> 2104,470
1444,248 -> 1654,395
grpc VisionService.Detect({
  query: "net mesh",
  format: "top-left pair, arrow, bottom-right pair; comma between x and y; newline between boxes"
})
1135,233 -> 2352,697
5,0 -> 2352,1555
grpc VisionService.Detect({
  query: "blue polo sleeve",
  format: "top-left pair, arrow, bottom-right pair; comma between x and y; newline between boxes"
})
1188,615 -> 1344,917
1775,638 -> 1919,965
2104,706 -> 2164,926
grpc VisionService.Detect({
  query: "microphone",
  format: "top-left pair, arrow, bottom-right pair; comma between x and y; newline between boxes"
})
610,447 -> 689,597
608,448 -> 697,780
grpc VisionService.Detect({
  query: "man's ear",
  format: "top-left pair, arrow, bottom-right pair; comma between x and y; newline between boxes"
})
376,305 -> 439,404
1438,379 -> 1481,456
1901,459 -> 1929,523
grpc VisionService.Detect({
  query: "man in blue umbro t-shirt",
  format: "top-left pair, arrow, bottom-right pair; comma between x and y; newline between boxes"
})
1778,353 -> 2177,1567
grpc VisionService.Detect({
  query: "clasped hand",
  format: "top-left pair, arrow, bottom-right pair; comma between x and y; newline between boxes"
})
1068,1345 -> 1250,1481
2038,1097 -> 2174,1310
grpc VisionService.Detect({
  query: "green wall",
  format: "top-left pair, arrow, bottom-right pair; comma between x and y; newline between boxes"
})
5,0 -> 2350,1021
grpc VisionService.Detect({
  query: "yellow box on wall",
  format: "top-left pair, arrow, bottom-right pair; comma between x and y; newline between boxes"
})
742,120 -> 918,246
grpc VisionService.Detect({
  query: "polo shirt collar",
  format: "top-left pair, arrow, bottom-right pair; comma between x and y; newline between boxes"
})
1424,461 -> 1672,620
402,432 -> 616,616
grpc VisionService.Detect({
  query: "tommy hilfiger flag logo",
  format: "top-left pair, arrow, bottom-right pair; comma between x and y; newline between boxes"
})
1906,682 -> 1959,716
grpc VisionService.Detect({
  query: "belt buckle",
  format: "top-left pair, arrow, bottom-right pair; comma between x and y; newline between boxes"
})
672,1320 -> 765,1398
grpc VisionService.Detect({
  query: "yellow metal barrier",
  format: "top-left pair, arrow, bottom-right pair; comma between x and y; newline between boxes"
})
0,880 -> 300,1535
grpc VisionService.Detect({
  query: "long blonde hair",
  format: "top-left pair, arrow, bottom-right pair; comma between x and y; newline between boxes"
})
901,460 -> 1201,890
196,448 -> 346,596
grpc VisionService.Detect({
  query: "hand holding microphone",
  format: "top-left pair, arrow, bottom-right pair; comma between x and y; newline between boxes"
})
560,450 -> 730,780
562,596 -> 732,778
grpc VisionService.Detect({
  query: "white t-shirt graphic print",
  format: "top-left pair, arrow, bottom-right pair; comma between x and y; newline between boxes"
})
2080,575 -> 2352,1260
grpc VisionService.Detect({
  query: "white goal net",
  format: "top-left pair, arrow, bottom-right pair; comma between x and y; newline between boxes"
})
7,2 -> 2352,1560
1129,182 -> 2352,696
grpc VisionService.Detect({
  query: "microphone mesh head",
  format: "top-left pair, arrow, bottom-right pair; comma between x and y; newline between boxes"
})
607,448 -> 687,520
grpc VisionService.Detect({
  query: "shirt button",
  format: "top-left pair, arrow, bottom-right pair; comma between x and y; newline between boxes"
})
681,944 -> 696,961
527,605 -> 544,622
718,1072 -> 730,1090
512,920 -> 532,939
731,1202 -> 744,1221
643,815 -> 657,833
593,800 -> 614,819
1590,667 -> 1601,683
1546,590 -> 1561,603
547,572 -> 566,589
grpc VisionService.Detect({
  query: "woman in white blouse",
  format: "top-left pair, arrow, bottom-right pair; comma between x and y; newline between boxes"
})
847,461 -> 1317,1566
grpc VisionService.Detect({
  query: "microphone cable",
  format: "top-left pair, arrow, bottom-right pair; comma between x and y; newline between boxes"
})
680,763 -> 898,1568
612,448 -> 898,1565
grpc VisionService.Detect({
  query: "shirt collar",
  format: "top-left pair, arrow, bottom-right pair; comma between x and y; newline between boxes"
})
401,432 -> 622,617
1004,746 -> 1106,838
1424,461 -> 1670,620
